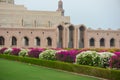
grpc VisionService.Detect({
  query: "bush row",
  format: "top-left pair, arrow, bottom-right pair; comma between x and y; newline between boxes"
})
0,54 -> 120,80
0,48 -> 120,69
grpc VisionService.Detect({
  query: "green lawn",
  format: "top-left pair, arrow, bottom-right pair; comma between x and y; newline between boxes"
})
0,59 -> 100,80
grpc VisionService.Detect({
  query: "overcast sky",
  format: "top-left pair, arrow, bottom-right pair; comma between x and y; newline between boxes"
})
15,0 -> 120,30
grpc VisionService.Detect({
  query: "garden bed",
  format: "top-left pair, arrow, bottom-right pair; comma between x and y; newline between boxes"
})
0,54 -> 120,80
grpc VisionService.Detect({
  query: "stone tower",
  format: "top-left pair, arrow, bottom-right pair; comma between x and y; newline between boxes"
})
0,0 -> 14,4
57,0 -> 64,16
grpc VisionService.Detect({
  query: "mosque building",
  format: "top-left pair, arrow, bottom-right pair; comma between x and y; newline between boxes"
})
0,0 -> 120,49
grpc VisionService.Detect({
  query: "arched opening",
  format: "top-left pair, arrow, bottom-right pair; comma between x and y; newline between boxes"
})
47,37 -> 52,46
110,38 -> 115,47
35,37 -> 40,46
0,36 -> 5,46
90,38 -> 95,46
24,37 -> 29,46
57,25 -> 63,48
12,36 -> 17,46
68,26 -> 74,48
100,38 -> 105,47
79,26 -> 85,48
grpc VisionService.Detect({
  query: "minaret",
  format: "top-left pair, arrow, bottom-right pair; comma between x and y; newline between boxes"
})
57,0 -> 64,16
0,0 -> 14,4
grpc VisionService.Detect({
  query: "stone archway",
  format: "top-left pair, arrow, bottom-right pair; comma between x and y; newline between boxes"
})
24,37 -> 29,46
35,37 -> 40,46
12,36 -> 17,46
79,26 -> 85,48
100,38 -> 105,47
57,25 -> 63,48
68,26 -> 74,48
47,37 -> 52,46
0,36 -> 5,46
89,38 -> 95,47
110,38 -> 115,47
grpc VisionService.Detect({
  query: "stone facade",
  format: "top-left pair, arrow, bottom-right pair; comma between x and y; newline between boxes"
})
0,0 -> 120,49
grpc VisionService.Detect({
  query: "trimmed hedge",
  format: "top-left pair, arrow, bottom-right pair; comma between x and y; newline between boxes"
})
0,54 -> 120,80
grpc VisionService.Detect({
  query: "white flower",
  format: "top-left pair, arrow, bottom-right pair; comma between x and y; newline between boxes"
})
98,52 -> 114,58
4,48 -> 12,54
39,49 -> 56,60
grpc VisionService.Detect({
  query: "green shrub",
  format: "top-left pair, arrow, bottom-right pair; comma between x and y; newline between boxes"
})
111,70 -> 120,80
108,49 -> 116,53
98,52 -> 114,68
114,48 -> 120,52
4,48 -> 12,55
90,48 -> 106,52
76,51 -> 100,66
39,49 -> 56,60
19,49 -> 28,57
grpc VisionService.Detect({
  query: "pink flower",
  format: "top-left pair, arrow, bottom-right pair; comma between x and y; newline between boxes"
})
56,49 -> 79,63
28,48 -> 44,58
10,48 -> 21,56
0,48 -> 7,54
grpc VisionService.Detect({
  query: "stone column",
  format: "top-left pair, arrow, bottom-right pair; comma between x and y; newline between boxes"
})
95,38 -> 100,48
76,27 -> 79,48
73,27 -> 77,48
63,27 -> 66,48
84,30 -> 88,48
105,38 -> 110,48
65,27 -> 68,48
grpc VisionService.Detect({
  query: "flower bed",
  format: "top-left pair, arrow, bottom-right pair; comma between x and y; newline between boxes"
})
0,47 -> 120,69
